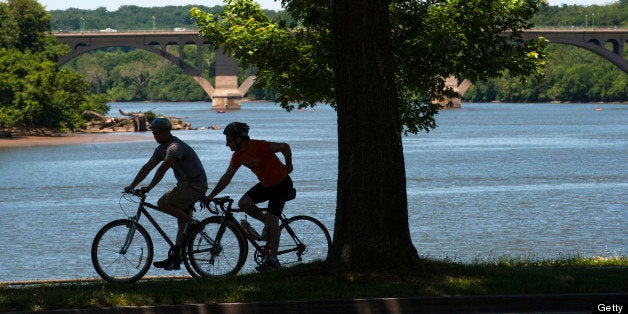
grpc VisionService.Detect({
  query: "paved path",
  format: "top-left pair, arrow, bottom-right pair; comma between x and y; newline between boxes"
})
6,293 -> 627,313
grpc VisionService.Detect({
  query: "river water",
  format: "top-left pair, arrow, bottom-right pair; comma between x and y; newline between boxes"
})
0,102 -> 625,282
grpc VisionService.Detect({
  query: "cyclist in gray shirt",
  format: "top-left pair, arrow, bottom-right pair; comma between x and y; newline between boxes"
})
124,117 -> 208,270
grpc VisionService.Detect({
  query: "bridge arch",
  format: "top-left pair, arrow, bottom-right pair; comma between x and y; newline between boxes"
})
519,30 -> 628,74
448,30 -> 628,105
55,32 -> 256,109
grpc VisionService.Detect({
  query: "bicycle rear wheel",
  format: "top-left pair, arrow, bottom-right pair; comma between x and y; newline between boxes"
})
186,216 -> 248,277
277,215 -> 331,267
91,219 -> 153,283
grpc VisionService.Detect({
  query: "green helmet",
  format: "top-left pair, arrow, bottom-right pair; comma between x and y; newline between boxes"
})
150,117 -> 172,131
223,122 -> 249,138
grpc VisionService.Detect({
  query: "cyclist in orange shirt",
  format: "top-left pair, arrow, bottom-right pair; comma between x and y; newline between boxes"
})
203,122 -> 294,270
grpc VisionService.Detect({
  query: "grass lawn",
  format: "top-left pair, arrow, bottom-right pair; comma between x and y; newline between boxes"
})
1,256 -> 626,312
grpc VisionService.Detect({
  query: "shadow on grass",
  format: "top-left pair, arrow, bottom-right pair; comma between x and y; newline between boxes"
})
1,257 -> 626,312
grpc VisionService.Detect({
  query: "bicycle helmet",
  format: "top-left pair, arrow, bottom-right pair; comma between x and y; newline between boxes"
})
223,122 -> 249,138
150,117 -> 172,131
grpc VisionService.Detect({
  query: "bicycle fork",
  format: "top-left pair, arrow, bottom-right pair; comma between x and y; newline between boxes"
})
119,218 -> 145,269
189,221 -> 225,265
120,218 -> 139,255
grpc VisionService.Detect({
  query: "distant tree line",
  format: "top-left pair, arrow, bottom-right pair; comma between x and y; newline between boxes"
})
48,5 -> 296,33
530,0 -> 627,29
464,44 -> 627,103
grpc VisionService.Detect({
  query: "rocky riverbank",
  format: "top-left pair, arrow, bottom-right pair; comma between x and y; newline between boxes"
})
0,109 -> 194,140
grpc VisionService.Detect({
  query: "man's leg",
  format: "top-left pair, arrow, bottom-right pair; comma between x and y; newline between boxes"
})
158,182 -> 207,245
264,213 -> 280,258
240,184 -> 284,269
238,194 -> 265,220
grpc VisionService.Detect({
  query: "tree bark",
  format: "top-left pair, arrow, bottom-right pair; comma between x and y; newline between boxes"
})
331,0 -> 418,271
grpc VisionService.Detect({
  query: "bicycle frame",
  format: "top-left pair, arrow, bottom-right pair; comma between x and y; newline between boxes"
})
181,196 -> 331,277
210,198 -> 306,260
124,196 -> 177,251
92,192 -> 210,283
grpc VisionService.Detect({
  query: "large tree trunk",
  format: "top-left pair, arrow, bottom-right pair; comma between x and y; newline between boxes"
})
331,0 -> 418,271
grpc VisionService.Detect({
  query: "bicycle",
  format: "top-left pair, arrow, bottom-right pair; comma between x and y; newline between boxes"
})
91,190 -> 206,283
185,195 -> 332,277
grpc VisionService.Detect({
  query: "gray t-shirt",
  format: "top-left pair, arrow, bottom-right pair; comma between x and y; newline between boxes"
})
151,136 -> 207,183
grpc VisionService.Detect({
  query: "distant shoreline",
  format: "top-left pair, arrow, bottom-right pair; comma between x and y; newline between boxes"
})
0,133 -> 150,148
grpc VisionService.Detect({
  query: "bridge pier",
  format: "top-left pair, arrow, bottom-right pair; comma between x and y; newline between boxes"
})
212,92 -> 242,110
435,76 -> 472,108
54,32 -> 256,110
212,48 -> 243,110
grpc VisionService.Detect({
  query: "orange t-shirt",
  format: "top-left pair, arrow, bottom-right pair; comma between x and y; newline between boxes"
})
229,139 -> 288,187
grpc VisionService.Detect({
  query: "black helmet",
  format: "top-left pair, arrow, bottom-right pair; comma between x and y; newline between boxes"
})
150,117 -> 172,131
223,122 -> 249,138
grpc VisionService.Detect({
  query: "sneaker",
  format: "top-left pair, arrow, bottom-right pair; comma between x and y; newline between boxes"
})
153,256 -> 181,271
255,257 -> 281,272
153,246 -> 182,271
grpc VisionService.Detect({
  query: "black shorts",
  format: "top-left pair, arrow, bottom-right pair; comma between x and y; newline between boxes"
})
245,176 -> 294,216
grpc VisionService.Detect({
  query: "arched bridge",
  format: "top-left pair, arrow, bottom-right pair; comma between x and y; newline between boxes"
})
55,31 -> 254,110
55,29 -> 627,109
519,29 -> 627,74
445,28 -> 628,107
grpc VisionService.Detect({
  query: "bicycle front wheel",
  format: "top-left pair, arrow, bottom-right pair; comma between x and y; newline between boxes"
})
277,215 -> 331,267
91,219 -> 153,283
186,216 -> 248,277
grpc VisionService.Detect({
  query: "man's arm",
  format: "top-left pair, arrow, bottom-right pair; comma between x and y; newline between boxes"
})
142,156 -> 177,193
269,142 -> 293,173
126,158 -> 161,191
205,166 -> 237,201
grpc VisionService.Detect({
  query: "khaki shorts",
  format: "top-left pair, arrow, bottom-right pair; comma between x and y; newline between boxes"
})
158,181 -> 208,213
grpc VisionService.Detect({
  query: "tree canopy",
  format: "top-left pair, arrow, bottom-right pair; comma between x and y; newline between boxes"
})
0,0 -> 108,131
192,0 -> 547,134
192,0 -> 548,272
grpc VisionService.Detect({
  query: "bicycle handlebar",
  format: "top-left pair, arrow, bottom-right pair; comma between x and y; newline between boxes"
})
208,196 -> 267,216
202,196 -> 233,215
206,196 -> 234,214
120,189 -> 148,202
212,196 -> 233,206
